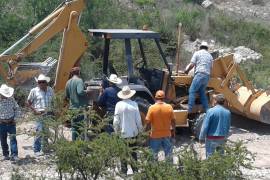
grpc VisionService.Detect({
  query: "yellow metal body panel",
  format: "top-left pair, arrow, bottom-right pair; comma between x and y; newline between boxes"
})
174,110 -> 188,127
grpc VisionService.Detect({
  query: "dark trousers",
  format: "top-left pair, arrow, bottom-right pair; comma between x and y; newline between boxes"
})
103,112 -> 114,134
121,139 -> 138,174
0,124 -> 18,157
71,114 -> 85,141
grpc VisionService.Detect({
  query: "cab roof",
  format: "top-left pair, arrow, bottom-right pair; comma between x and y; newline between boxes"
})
88,29 -> 160,39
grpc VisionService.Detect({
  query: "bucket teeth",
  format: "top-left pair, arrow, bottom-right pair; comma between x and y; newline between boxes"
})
18,57 -> 57,75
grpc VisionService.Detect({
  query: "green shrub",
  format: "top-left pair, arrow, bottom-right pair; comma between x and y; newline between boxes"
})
176,7 -> 205,40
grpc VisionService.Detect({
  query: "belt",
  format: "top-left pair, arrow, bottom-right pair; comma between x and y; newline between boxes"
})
207,136 -> 225,140
0,119 -> 15,125
196,72 -> 210,76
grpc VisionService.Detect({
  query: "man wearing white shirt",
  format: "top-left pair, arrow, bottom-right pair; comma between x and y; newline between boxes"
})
113,86 -> 143,175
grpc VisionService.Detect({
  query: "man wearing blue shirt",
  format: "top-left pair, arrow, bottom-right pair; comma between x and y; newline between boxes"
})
98,74 -> 122,133
199,94 -> 231,158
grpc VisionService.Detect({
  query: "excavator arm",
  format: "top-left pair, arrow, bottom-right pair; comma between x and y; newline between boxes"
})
0,0 -> 88,91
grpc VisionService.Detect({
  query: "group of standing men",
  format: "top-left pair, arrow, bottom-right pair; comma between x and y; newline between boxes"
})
0,41 -> 231,170
0,73 -> 54,161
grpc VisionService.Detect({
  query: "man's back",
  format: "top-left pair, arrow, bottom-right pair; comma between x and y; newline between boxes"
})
146,102 -> 174,138
191,49 -> 213,75
98,86 -> 120,113
200,105 -> 231,139
65,76 -> 88,109
114,99 -> 142,138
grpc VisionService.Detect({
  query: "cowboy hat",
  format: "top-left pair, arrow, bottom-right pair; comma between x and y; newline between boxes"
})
35,74 -> 50,83
107,74 -> 122,84
0,84 -> 14,98
200,41 -> 209,48
117,86 -> 136,99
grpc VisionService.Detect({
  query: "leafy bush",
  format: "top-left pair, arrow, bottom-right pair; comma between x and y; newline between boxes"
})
176,7 -> 205,40
54,134 -> 136,180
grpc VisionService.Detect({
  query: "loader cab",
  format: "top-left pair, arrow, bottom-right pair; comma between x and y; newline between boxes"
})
88,29 -> 172,97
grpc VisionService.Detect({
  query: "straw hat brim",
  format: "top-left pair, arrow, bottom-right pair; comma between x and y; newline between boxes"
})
107,77 -> 122,84
0,87 -> 14,98
117,90 -> 136,99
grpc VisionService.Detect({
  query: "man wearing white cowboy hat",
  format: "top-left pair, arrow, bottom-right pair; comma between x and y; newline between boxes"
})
98,74 -> 122,133
184,41 -> 213,115
113,85 -> 143,175
27,74 -> 54,156
0,84 -> 21,161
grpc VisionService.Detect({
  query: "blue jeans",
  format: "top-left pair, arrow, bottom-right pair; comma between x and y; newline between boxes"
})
0,124 -> 18,157
188,73 -> 210,112
149,137 -> 172,159
71,114 -> 85,141
34,121 -> 49,153
205,138 -> 225,158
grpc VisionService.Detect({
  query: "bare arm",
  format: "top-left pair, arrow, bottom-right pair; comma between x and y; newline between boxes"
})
184,63 -> 195,74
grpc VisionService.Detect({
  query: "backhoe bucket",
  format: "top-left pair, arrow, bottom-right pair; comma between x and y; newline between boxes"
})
235,86 -> 270,124
14,57 -> 57,85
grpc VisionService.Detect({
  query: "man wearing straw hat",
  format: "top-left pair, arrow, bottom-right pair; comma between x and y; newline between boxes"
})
98,74 -> 122,133
113,85 -> 143,175
184,41 -> 213,114
0,84 -> 21,161
199,93 -> 231,158
27,74 -> 54,156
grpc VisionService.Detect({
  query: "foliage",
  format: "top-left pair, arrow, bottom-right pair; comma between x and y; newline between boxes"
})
174,4 -> 270,88
178,141 -> 255,180
54,134 -> 135,180
134,0 -> 155,7
176,6 -> 205,40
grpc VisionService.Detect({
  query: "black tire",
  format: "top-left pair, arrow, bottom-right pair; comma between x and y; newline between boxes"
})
191,113 -> 206,139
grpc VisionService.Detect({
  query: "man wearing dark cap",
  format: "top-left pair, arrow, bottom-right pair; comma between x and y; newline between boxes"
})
65,67 -> 89,141
199,93 -> 231,158
145,90 -> 176,160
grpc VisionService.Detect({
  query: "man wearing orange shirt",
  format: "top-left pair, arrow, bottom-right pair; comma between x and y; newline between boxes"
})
145,90 -> 176,159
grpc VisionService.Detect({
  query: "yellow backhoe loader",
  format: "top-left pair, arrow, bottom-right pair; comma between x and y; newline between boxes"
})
0,0 -> 87,91
0,0 -> 269,135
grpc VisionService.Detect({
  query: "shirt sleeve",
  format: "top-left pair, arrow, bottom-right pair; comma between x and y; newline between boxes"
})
145,106 -> 153,124
226,111 -> 231,137
190,52 -> 197,64
135,103 -> 143,132
113,102 -> 121,133
98,89 -> 107,106
199,111 -> 211,140
27,89 -> 34,103
76,79 -> 86,96
13,98 -> 21,120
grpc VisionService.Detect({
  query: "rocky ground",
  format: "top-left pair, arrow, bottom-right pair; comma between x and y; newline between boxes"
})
0,115 -> 270,179
211,0 -> 270,24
